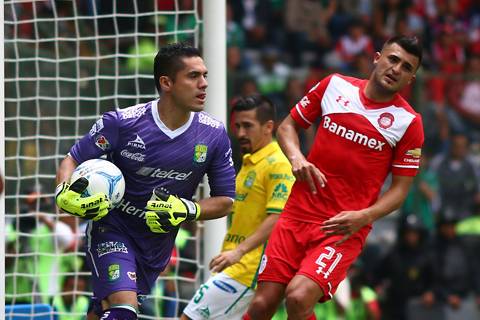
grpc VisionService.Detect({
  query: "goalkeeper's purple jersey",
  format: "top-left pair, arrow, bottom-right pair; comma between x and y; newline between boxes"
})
70,99 -> 235,269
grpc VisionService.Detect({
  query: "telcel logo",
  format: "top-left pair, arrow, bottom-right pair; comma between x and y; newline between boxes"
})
136,167 -> 192,180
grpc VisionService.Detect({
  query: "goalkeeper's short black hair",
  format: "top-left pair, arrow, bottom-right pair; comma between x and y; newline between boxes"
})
231,95 -> 276,124
154,42 -> 202,94
383,35 -> 423,68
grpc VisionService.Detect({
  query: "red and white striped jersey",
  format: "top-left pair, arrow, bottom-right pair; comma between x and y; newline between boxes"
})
284,74 -> 424,223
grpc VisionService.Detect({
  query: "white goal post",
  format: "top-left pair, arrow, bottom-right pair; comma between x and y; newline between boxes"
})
3,1 -> 227,319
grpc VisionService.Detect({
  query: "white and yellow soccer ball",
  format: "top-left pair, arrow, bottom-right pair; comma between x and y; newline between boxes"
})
70,159 -> 125,206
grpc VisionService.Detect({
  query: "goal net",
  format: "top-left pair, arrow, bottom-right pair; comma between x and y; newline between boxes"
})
4,1 -> 211,319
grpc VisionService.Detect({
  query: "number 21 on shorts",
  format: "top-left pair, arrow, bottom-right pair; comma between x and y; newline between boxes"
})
315,246 -> 343,279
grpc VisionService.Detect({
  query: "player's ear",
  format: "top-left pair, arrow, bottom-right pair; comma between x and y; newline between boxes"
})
159,76 -> 173,92
373,51 -> 381,65
264,120 -> 274,135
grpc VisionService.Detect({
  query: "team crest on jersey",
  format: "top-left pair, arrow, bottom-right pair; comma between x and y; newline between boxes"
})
108,264 -> 120,281
378,112 -> 395,129
244,171 -> 256,188
95,135 -> 110,151
194,144 -> 208,163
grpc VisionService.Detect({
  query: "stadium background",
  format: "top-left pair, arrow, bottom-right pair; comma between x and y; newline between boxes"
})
4,0 -> 480,319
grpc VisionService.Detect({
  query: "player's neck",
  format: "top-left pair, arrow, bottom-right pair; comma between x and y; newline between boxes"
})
157,99 -> 191,130
364,79 -> 396,102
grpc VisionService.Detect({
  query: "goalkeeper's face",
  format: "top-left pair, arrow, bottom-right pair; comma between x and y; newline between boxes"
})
170,56 -> 208,112
233,109 -> 273,154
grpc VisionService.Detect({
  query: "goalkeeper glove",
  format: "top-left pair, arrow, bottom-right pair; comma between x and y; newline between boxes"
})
55,177 -> 110,221
145,188 -> 200,233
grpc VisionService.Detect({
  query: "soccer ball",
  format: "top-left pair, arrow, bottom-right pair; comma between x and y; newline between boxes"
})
70,159 -> 125,206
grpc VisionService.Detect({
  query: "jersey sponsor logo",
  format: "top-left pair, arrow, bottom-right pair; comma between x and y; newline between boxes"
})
378,112 -> 394,129
136,167 -> 193,180
243,171 -> 256,188
120,149 -> 145,162
224,233 -> 246,244
405,148 -> 422,158
271,183 -> 289,201
121,105 -> 147,119
97,241 -> 128,257
95,135 -> 111,151
336,95 -> 350,107
235,193 -> 247,201
108,264 -> 120,282
198,113 -> 221,128
127,134 -> 146,149
116,199 -> 146,218
259,254 -> 268,274
89,118 -> 104,136
269,173 -> 295,181
212,280 -> 238,294
127,271 -> 137,282
322,116 -> 385,151
194,144 -> 208,163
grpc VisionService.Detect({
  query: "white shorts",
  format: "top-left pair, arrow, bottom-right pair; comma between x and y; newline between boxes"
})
183,272 -> 254,320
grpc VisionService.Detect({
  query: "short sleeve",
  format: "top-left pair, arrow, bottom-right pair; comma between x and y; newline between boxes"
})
290,74 -> 333,129
69,111 -> 120,164
265,162 -> 295,215
207,126 -> 236,199
392,115 -> 424,176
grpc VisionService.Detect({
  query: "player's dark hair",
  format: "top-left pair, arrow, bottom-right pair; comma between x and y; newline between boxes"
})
384,35 -> 423,67
154,42 -> 202,94
231,95 -> 276,124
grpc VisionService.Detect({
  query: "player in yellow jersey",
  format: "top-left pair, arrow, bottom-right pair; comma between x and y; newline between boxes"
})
181,95 -> 295,320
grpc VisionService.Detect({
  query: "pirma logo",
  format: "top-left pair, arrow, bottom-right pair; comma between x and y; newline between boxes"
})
127,134 -> 146,149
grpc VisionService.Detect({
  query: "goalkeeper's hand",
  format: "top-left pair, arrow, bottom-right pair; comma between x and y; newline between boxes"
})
145,188 -> 200,233
55,177 -> 110,221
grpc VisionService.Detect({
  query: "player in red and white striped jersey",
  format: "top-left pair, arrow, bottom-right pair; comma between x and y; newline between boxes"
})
244,35 -> 424,320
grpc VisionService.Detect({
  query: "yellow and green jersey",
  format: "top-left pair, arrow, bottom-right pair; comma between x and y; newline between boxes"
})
222,141 -> 294,287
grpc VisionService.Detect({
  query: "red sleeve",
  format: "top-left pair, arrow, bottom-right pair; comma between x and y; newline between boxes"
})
290,74 -> 333,129
391,114 -> 424,176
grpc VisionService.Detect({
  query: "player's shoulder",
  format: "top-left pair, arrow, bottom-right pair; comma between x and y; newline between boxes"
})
393,94 -> 422,120
196,111 -> 226,131
114,100 -> 152,121
331,73 -> 363,86
263,142 -> 292,168
309,73 -> 363,94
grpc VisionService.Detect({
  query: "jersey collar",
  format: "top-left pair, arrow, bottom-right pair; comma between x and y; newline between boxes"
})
243,141 -> 279,164
151,99 -> 195,139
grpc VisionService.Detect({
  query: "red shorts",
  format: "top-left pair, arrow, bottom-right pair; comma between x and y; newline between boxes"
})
258,216 -> 370,301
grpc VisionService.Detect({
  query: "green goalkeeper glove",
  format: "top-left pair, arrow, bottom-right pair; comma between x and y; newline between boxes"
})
145,188 -> 200,233
55,177 -> 110,221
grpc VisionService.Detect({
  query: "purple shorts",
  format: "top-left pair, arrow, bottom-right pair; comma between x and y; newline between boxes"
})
84,216 -> 176,309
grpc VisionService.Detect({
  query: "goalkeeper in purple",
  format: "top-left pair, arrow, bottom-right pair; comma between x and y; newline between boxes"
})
55,43 -> 235,320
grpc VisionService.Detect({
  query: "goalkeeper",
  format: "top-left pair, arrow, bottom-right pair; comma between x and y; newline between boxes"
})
55,42 -> 235,320
181,96 -> 294,320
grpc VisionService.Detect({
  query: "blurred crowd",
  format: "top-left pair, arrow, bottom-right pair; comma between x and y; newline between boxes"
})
5,0 -> 480,319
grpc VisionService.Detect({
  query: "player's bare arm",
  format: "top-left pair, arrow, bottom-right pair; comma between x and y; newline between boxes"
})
197,196 -> 234,220
277,115 -> 327,194
322,175 -> 414,244
56,154 -> 78,184
209,213 -> 279,272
